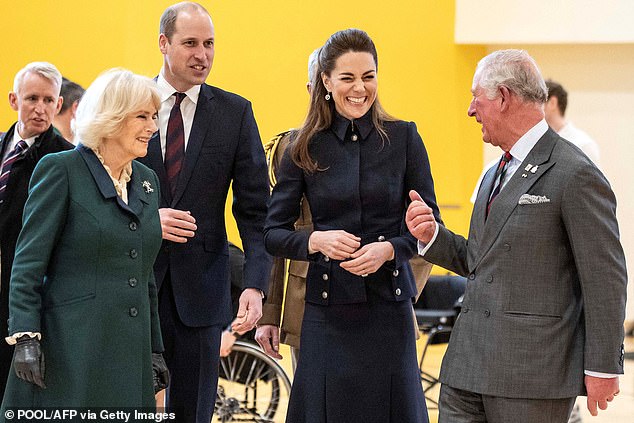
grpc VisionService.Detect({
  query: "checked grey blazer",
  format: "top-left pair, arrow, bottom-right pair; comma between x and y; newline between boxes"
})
424,128 -> 627,399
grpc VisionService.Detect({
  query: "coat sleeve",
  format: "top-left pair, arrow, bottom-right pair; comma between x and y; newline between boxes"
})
388,122 -> 442,269
561,162 -> 627,374
148,170 -> 164,353
231,101 -> 272,294
8,154 -> 69,334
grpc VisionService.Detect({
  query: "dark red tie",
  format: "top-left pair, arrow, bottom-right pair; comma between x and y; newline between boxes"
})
165,92 -> 186,196
486,151 -> 512,216
0,140 -> 28,204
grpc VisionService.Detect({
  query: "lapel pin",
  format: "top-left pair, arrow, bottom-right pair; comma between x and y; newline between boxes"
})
524,164 -> 533,171
530,165 -> 538,173
142,180 -> 154,193
522,174 -> 527,178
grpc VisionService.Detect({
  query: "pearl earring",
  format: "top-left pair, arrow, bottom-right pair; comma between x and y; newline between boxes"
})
325,92 -> 331,101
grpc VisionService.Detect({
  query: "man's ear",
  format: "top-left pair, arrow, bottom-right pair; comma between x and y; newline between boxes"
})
8,92 -> 18,111
55,96 -> 63,114
498,85 -> 512,112
71,100 -> 80,118
159,34 -> 169,54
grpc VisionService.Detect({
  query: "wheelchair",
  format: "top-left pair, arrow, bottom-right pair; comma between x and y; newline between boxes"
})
213,339 -> 292,422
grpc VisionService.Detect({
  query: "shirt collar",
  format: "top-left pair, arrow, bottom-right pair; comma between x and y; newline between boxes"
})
331,110 -> 374,141
11,128 -> 37,149
157,71 -> 200,106
509,119 -> 548,162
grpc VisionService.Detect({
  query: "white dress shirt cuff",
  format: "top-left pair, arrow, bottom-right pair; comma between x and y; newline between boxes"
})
5,332 -> 41,345
417,224 -> 440,256
584,370 -> 620,378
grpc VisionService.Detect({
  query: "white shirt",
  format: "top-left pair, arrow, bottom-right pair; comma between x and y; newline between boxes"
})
156,72 -> 201,159
558,121 -> 600,166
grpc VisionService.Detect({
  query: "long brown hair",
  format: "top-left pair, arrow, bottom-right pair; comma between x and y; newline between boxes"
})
292,28 -> 396,173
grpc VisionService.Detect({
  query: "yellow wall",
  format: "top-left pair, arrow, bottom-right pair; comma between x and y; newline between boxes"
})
1,0 -> 485,257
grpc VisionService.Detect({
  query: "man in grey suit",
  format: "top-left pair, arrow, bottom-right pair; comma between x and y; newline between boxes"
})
406,49 -> 627,423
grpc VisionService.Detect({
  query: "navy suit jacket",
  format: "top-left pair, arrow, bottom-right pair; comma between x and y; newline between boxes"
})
138,83 -> 271,327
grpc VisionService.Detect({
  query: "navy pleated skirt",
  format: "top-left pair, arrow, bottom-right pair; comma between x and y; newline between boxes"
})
286,291 -> 429,423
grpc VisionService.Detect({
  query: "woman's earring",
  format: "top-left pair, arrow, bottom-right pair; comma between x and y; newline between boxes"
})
325,92 -> 331,101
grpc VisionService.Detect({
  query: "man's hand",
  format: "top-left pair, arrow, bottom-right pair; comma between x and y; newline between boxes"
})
158,208 -> 197,243
308,230 -> 361,260
406,190 -> 437,244
231,288 -> 263,334
585,375 -> 620,416
340,242 -> 394,276
255,325 -> 283,359
219,330 -> 238,358
13,335 -> 46,389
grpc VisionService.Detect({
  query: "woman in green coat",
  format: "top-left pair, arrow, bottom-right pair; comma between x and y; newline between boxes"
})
0,69 -> 168,410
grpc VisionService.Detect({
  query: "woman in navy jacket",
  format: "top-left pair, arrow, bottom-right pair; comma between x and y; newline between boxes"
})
265,29 -> 441,422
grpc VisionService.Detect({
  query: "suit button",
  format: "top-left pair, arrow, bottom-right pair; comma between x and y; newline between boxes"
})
378,235 -> 386,242
324,255 -> 330,262
322,274 -> 329,281
351,134 -> 358,142
486,275 -> 493,283
484,309 -> 490,317
468,273 -> 475,280
395,288 -> 402,296
129,249 -> 138,259
392,269 -> 399,277
462,307 -> 469,313
164,245 -> 170,253
128,277 -> 138,287
503,243 -> 511,251
322,291 -> 328,299
129,307 -> 138,317
129,222 -> 137,231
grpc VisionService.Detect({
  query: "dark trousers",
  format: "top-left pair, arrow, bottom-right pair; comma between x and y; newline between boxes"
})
439,384 -> 576,423
159,275 -> 222,423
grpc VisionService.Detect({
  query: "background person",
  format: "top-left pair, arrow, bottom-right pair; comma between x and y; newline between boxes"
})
53,76 -> 85,144
406,49 -> 627,423
0,62 -> 73,405
0,68 -> 168,411
264,28 -> 441,422
137,3 -> 271,422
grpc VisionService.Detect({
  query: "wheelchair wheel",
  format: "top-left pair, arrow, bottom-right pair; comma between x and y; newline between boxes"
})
213,340 -> 292,422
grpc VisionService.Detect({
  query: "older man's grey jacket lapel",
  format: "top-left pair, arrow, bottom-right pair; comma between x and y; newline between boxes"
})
473,130 -> 559,269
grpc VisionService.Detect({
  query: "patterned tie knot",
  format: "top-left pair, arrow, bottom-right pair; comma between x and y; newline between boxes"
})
14,140 -> 28,154
502,151 -> 512,163
173,92 -> 186,107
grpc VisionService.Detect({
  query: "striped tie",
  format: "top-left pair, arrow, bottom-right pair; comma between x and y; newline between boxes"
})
486,151 -> 512,217
0,140 -> 29,203
165,92 -> 186,196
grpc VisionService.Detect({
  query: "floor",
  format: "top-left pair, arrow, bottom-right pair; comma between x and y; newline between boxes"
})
268,332 -> 634,423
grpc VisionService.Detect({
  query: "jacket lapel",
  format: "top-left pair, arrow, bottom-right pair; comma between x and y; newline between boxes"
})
473,130 -> 558,269
78,145 -> 143,217
171,84 -> 215,206
126,161 -> 151,216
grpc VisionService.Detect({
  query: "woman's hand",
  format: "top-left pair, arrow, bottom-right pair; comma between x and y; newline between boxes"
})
308,230 -> 361,260
340,241 -> 394,276
13,335 -> 46,389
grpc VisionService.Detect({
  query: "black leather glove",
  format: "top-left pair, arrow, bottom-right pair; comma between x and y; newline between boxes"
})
152,353 -> 169,394
13,335 -> 46,389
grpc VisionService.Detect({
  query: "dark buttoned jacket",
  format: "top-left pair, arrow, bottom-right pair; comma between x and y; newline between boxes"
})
265,112 -> 441,305
138,83 -> 271,327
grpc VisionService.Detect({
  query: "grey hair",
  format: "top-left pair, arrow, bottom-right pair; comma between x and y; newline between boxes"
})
307,48 -> 320,84
474,49 -> 547,104
13,62 -> 62,95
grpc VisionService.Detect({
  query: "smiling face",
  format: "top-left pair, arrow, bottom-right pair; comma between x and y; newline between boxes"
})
105,101 -> 158,162
9,72 -> 62,139
159,9 -> 214,92
322,51 -> 377,120
467,77 -> 504,147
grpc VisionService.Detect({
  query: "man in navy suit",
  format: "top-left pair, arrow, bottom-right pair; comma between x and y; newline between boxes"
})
139,3 -> 271,422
